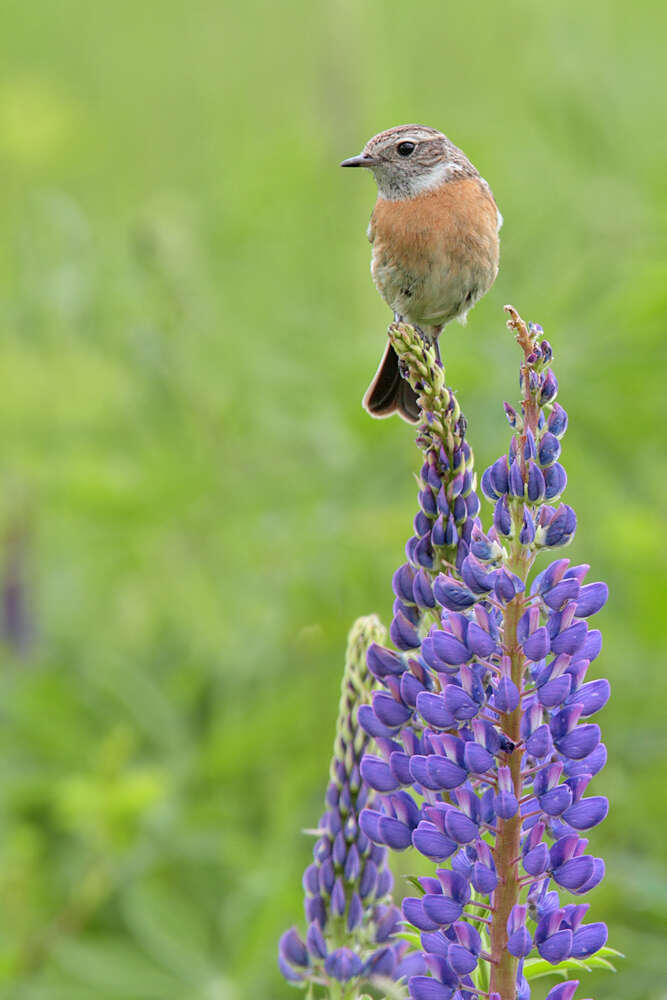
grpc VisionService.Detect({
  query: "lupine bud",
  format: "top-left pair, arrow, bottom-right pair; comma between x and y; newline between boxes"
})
280,617 -> 408,989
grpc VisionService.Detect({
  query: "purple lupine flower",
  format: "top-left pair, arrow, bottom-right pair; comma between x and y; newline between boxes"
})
355,313 -> 609,1000
279,615 -> 420,990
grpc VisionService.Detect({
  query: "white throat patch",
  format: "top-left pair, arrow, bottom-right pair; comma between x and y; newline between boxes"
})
374,160 -> 465,200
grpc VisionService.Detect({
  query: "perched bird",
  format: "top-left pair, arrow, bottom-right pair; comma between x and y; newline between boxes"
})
341,125 -> 502,422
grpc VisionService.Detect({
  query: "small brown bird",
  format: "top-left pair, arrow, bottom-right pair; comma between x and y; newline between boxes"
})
341,125 -> 501,422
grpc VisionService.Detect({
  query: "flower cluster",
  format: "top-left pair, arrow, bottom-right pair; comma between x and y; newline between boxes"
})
356,310 -> 610,1000
279,615 -> 423,993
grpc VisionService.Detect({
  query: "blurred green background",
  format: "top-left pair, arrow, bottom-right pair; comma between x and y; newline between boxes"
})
0,1 -> 665,997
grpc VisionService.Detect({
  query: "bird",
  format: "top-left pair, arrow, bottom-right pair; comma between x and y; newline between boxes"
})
341,125 -> 502,423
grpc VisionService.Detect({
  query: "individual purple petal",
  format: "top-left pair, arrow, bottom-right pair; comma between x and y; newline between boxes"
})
408,977 -> 454,1000
390,750 -> 412,785
344,845 -> 360,883
331,877 -> 346,916
538,674 -> 572,708
432,631 -> 471,665
523,843 -> 549,875
524,625 -> 550,660
472,860 -> 498,893
543,578 -> 580,610
453,921 -> 482,954
443,685 -> 479,720
566,679 -> 610,717
545,504 -> 577,547
462,556 -> 496,596
463,741 -> 494,774
575,582 -> 608,617
466,621 -> 496,657
494,495 -> 512,536
556,723 -> 601,760
357,704 -> 395,739
564,742 -> 607,778
552,622 -> 587,656
391,610 -> 421,650
396,951 -> 427,980
324,947 -> 362,981
526,724 -> 553,759
448,943 -> 477,975
540,369 -> 558,403
553,856 -> 595,891
544,463 -> 567,500
403,897 -> 441,932
372,692 -> 412,728
577,628 -> 602,662
359,808 -> 383,845
375,902 -> 401,940
495,568 -> 523,603
365,946 -> 396,976
414,569 -> 437,608
358,859 -> 378,899
279,928 -> 309,968
433,575 -> 476,611
494,676 -> 520,713
378,814 -> 413,850
538,928 -> 573,964
539,784 -> 573,816
432,514 -> 447,547
426,756 -> 468,790
527,462 -> 546,502
490,455 -> 510,495
347,891 -> 363,930
547,403 -> 568,437
393,563 -> 416,603
574,857 -> 605,894
306,921 -> 327,959
538,431 -> 561,467
417,691 -> 456,729
413,822 -> 457,862
423,894 -> 464,926
507,927 -> 533,957
443,809 -> 478,844
509,459 -> 525,498
360,755 -> 400,792
562,797 -> 609,830
302,863 -> 319,896
305,893 -> 326,927
545,981 -> 580,1000
367,642 -> 404,678
570,921 -> 608,958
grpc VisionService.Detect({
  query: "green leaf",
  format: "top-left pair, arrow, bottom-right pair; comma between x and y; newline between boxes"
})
394,930 -> 422,949
403,875 -> 426,895
523,948 -> 622,983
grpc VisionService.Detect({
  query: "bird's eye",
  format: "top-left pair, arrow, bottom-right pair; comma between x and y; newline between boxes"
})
397,141 -> 416,157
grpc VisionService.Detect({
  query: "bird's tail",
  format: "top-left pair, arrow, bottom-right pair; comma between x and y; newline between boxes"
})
362,340 -> 420,424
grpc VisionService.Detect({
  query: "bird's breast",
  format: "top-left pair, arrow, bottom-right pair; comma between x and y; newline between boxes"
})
369,176 -> 500,324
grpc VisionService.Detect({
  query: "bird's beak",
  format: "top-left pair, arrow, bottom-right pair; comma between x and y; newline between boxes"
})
340,153 -> 376,168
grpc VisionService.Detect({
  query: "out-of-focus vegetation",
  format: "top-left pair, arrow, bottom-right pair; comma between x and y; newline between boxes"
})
0,1 -> 665,997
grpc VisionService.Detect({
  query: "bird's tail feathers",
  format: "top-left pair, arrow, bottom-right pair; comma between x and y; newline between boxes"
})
362,341 -> 420,424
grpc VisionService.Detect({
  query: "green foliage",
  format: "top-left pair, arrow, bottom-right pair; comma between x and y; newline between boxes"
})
523,947 -> 625,982
0,1 -> 665,998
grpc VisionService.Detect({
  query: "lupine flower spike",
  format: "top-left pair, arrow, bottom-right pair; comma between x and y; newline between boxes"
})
357,309 -> 612,1000
279,615 -> 423,996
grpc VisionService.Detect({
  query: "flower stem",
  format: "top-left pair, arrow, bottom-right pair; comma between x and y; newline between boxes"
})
488,594 -> 524,999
